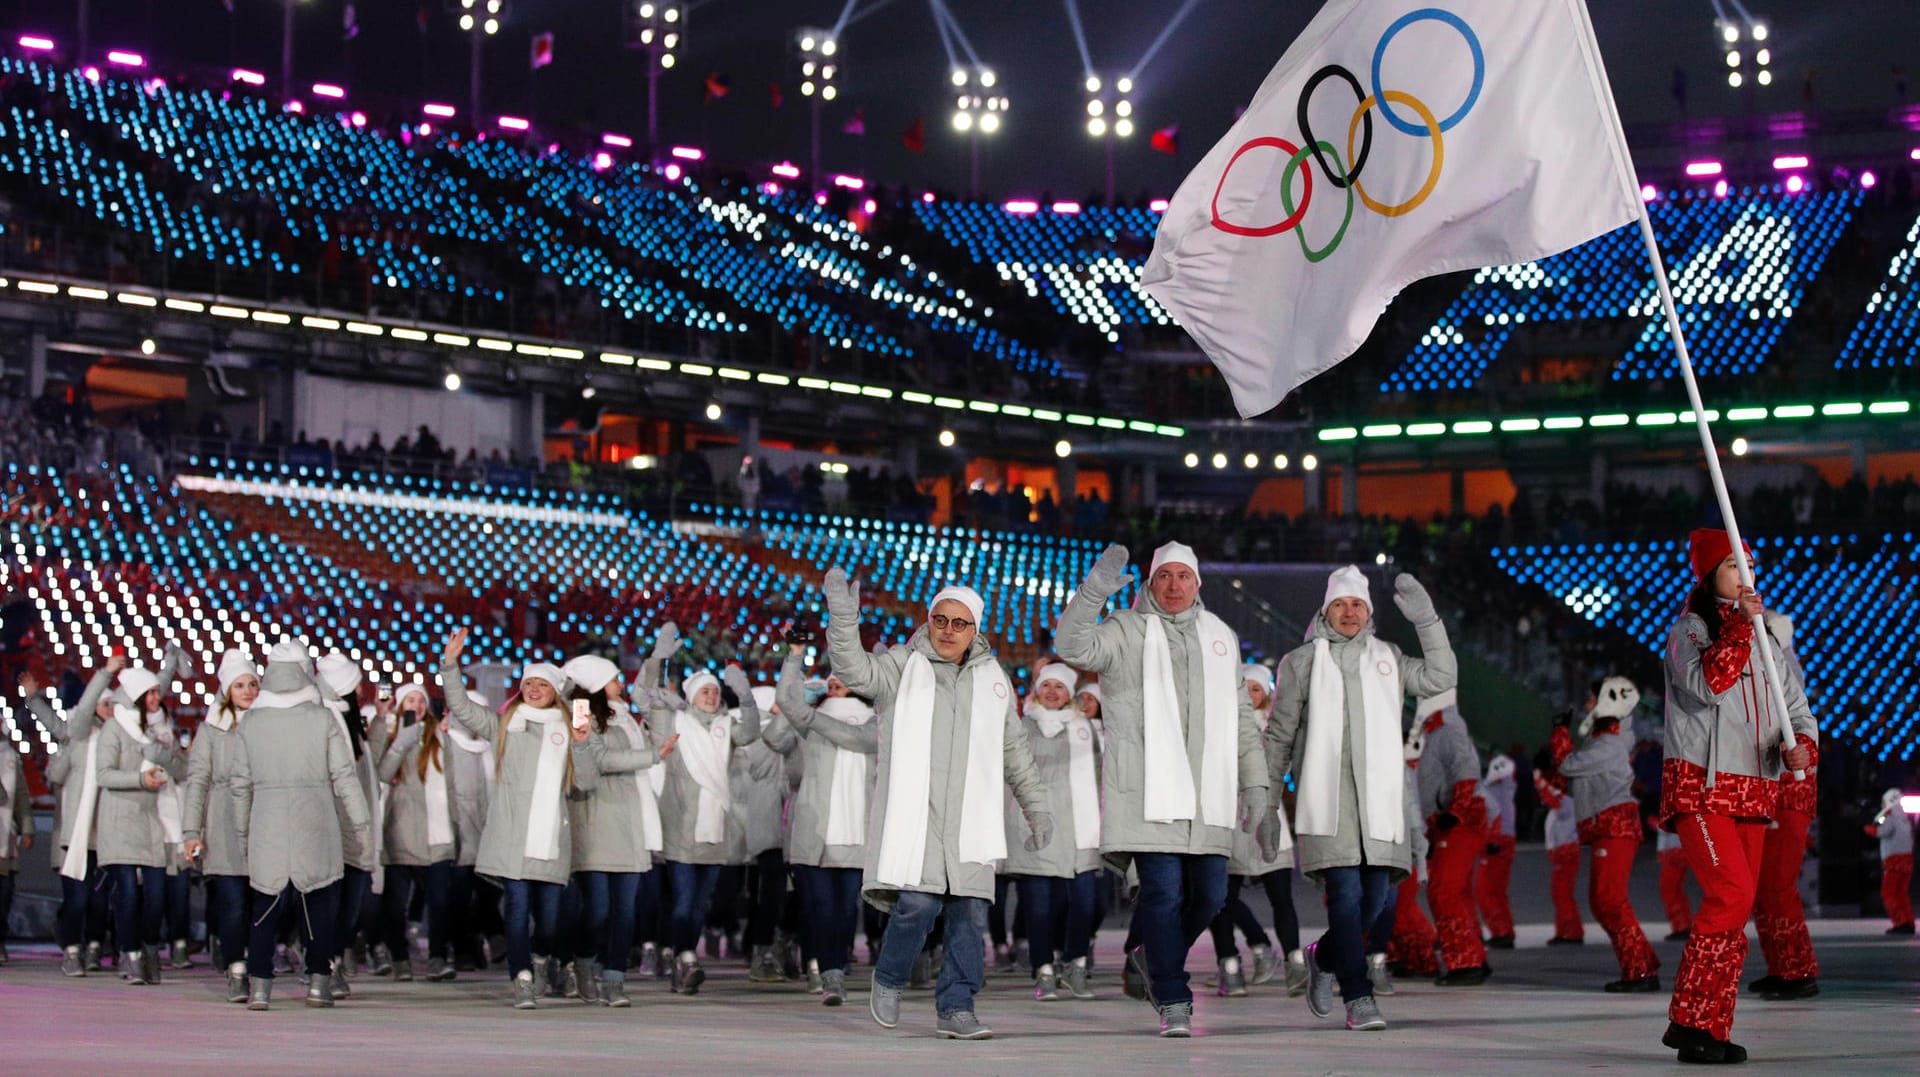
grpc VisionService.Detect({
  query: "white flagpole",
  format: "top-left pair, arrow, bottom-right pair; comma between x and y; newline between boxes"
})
1567,0 -> 1805,779
1630,211 -> 1804,780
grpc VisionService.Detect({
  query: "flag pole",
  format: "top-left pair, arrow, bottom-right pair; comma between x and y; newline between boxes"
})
1629,209 -> 1804,779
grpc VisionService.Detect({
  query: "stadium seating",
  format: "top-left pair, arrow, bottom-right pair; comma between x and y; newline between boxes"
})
1490,532 -> 1919,760
1837,211 -> 1920,369
1381,187 -> 1861,391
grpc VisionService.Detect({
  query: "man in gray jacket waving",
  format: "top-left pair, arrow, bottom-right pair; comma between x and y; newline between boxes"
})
1054,541 -> 1271,1038
230,638 -> 371,1010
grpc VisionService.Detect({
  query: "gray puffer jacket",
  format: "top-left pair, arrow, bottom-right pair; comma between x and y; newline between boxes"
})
379,724 -> 458,867
765,652 -> 877,870
825,619 -> 1049,911
182,705 -> 249,877
232,669 -> 371,894
30,669 -> 113,860
1001,708 -> 1103,878
569,713 -> 664,874
1268,612 -> 1456,881
1053,587 -> 1268,867
93,713 -> 187,869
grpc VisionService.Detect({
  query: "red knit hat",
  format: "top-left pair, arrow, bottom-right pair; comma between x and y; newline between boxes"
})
1688,528 -> 1753,581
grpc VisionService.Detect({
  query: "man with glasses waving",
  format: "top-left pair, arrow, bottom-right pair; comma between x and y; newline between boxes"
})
822,569 -> 1053,1042
1054,541 -> 1271,1037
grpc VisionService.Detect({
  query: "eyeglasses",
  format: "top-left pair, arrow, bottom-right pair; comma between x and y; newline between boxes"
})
929,614 -> 975,633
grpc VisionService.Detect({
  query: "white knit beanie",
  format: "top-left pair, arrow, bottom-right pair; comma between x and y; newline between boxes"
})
929,585 -> 986,626
681,670 -> 720,708
216,650 -> 258,697
316,652 -> 363,698
1322,564 -> 1371,614
1242,663 -> 1275,695
1148,541 -> 1200,582
117,666 -> 161,706
562,655 -> 620,695
1033,663 -> 1076,694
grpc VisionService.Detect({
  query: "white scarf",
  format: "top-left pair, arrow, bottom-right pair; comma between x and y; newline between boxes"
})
1031,705 -> 1101,851
60,723 -> 105,880
1140,610 -> 1239,828
673,708 -> 733,845
202,701 -> 241,733
1299,636 -> 1405,845
422,741 -> 454,848
874,651 -> 1006,888
506,704 -> 570,861
611,712 -> 665,852
816,697 -> 874,847
111,706 -> 185,846
444,723 -> 498,799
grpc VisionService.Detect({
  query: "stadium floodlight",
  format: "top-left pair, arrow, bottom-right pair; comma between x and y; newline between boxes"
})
1085,73 -> 1134,204
1719,15 -> 1772,90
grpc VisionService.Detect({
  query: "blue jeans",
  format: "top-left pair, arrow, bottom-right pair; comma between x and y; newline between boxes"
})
332,866 -> 372,961
208,875 -> 251,968
577,871 -> 642,973
633,868 -> 662,947
1319,865 -> 1394,1002
162,869 -> 190,943
500,878 -> 563,977
875,892 -> 987,1015
1365,871 -> 1397,956
794,865 -> 863,973
57,853 -> 108,949
1016,871 -> 1098,966
1130,853 -> 1228,1006
246,881 -> 339,980
665,861 -> 723,954
107,864 -> 165,951
382,862 -> 453,963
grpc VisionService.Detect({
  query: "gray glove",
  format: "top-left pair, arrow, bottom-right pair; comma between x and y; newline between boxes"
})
1393,573 -> 1439,627
823,567 -> 860,621
391,721 -> 426,755
1240,785 -> 1270,835
1255,812 -> 1283,862
721,664 -> 753,703
1084,544 -> 1133,597
1023,811 -> 1055,852
650,622 -> 681,661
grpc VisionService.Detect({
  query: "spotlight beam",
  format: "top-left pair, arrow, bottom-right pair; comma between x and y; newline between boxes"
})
929,0 -> 981,66
842,0 -> 899,30
1061,0 -> 1095,77
927,0 -> 960,68
1127,0 -> 1203,82
831,0 -> 862,36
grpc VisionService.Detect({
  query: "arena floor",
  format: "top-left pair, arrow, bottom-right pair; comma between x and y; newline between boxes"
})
1,913 -> 1909,1073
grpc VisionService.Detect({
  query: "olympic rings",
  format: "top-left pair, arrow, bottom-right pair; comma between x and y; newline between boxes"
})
1297,64 -> 1371,191
1203,6 -> 1482,252
1210,136 -> 1312,238
1350,91 -> 1444,218
1371,8 -> 1483,137
1279,139 -> 1353,263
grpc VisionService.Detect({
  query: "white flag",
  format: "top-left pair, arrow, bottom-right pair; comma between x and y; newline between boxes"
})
1142,0 -> 1641,417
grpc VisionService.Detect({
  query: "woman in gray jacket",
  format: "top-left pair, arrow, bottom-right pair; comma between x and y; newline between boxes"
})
182,649 -> 260,1002
643,632 -> 758,996
766,633 -> 878,1007
824,571 -> 1053,1042
93,662 -> 188,986
439,627 -> 602,1010
232,638 -> 372,1010
1266,565 -> 1455,1033
22,659 -> 116,977
375,683 -> 457,983
1005,663 -> 1104,1003
561,653 -> 676,1008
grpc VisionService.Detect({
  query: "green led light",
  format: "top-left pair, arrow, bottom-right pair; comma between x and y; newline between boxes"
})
1319,427 -> 1359,441
1821,402 -> 1864,417
1773,404 -> 1815,419
1002,404 -> 1033,417
1033,409 -> 1063,421
798,377 -> 831,390
901,391 -> 933,404
1499,418 -> 1541,433
1636,412 -> 1677,427
1452,420 -> 1493,435
1065,414 -> 1097,427
968,400 -> 1000,413
1589,414 -> 1630,427
1678,409 -> 1719,423
1406,422 -> 1446,436
1155,424 -> 1186,437
1542,416 -> 1583,430
1361,423 -> 1403,438
1096,417 -> 1127,430
1869,401 -> 1911,415
1727,407 -> 1769,421
1127,420 -> 1156,433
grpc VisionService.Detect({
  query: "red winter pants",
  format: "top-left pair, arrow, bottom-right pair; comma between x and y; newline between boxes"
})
1549,843 -> 1585,941
1387,873 -> 1437,974
1753,808 -> 1817,979
1884,853 -> 1915,929
1588,835 -> 1659,980
1427,826 -> 1487,971
1658,847 -> 1694,935
1475,833 -> 1516,939
1670,814 -> 1766,1041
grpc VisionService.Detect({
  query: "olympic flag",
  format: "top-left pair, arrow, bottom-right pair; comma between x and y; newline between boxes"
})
1142,0 -> 1640,417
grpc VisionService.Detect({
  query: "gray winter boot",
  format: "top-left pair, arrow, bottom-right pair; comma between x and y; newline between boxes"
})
368,942 -> 394,976
636,942 -> 659,979
144,945 -> 164,986
1033,962 -> 1060,1001
169,938 -> 192,969
1158,1001 -> 1194,1038
1217,955 -> 1248,997
247,976 -> 272,1011
600,969 -> 631,1008
1304,941 -> 1336,1019
122,950 -> 149,985
1250,943 -> 1279,985
673,951 -> 706,995
424,955 -> 456,982
573,959 -> 600,1004
1285,949 -> 1310,996
562,959 -> 583,999
806,957 -> 825,994
61,945 -> 85,978
393,953 -> 415,982
1062,957 -> 1095,999
869,972 -> 903,1028
306,971 -> 334,1008
512,969 -> 538,1010
329,959 -> 351,999
1368,952 -> 1395,996
748,945 -> 783,983
226,962 -> 249,1003
85,940 -> 104,972
531,954 -> 554,997
821,968 -> 847,1006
